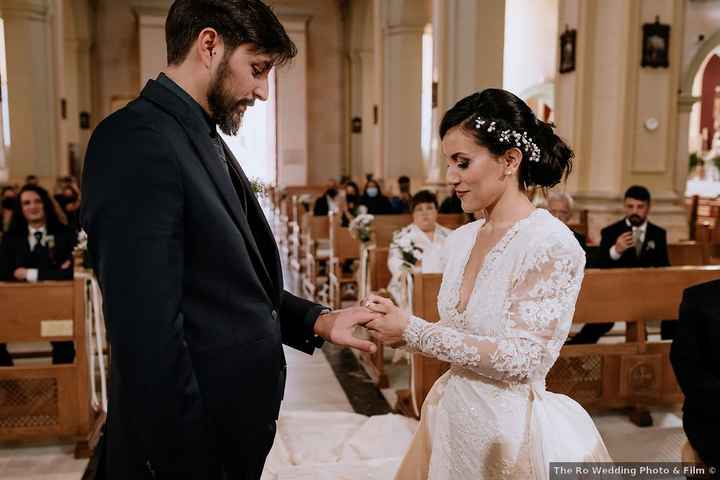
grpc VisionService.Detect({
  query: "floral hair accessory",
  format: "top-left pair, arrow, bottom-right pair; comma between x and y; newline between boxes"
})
474,118 -> 541,163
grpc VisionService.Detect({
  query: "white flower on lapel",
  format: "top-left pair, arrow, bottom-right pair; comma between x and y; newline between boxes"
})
46,235 -> 55,250
646,240 -> 655,250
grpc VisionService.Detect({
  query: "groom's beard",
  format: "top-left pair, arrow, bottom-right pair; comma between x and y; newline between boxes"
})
207,58 -> 255,136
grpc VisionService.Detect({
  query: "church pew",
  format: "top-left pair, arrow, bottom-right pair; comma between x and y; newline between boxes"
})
356,213 -> 467,388
0,279 -> 103,457
668,241 -> 706,266
301,215 -> 330,303
328,211 -> 361,309
402,266 -> 720,421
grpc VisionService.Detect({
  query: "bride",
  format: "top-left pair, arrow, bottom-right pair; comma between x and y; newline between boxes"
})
363,89 -> 611,479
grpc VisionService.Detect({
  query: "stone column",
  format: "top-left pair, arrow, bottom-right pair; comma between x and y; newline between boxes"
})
131,0 -> 171,88
556,0 -> 687,242
275,15 -> 309,187
374,0 -> 431,180
0,0 -> 58,182
429,0 -> 506,182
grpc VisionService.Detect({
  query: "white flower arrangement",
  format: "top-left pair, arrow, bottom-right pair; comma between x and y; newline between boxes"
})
250,178 -> 270,197
349,206 -> 374,243
391,227 -> 424,267
74,229 -> 88,253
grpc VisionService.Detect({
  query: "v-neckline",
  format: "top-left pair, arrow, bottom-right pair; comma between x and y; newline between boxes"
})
454,209 -> 539,315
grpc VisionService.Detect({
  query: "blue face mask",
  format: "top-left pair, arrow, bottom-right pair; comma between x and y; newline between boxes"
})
366,187 -> 379,198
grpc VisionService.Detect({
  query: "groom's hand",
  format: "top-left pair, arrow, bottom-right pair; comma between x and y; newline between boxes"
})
314,307 -> 380,353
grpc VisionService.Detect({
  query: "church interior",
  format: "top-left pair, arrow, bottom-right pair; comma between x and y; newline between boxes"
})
1,0 -> 720,478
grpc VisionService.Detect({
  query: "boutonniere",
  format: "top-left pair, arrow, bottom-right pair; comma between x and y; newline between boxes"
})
646,240 -> 655,250
46,235 -> 55,250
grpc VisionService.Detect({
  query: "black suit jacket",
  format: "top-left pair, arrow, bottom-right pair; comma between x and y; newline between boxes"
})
598,219 -> 670,268
81,79 -> 324,479
0,225 -> 75,281
670,280 -> 720,465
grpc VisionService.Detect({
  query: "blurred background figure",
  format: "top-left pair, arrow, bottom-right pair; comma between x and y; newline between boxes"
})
0,184 -> 76,364
547,191 -> 586,250
671,279 -> 720,474
390,175 -> 412,214
361,178 -> 393,215
1,186 -> 18,237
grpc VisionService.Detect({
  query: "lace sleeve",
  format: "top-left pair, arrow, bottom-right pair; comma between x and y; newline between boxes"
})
403,237 -> 585,382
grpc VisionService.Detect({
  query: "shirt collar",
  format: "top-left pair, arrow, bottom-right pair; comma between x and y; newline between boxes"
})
625,218 -> 648,232
29,225 -> 46,236
157,73 -> 217,137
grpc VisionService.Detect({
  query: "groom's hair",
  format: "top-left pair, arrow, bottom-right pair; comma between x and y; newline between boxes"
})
165,0 -> 296,66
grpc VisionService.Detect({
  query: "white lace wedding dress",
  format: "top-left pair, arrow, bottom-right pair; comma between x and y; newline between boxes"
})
395,208 -> 611,479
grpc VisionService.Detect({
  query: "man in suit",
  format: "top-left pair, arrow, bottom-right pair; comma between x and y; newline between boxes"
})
670,279 -> 720,474
81,1 -> 378,478
0,184 -> 76,364
568,185 -> 670,344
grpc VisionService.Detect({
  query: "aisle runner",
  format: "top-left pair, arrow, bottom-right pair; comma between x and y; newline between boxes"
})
262,411 -> 416,480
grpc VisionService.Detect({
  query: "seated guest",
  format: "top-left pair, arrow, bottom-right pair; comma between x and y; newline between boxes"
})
55,184 -> 81,232
546,191 -> 586,250
568,185 -> 670,344
313,186 -> 339,216
24,174 -> 40,186
360,179 -> 393,215
1,186 -> 18,235
390,175 -> 412,214
439,190 -> 464,213
387,190 -> 451,306
670,279 -> 720,473
0,185 -> 76,364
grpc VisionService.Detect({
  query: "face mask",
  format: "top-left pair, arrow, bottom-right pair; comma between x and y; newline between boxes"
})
366,187 -> 379,198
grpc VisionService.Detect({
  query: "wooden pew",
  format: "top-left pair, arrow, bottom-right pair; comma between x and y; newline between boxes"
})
549,266 -> 720,420
328,211 -> 361,309
402,267 -> 720,422
668,241 -> 705,266
404,272 -> 447,418
301,215 -> 330,303
0,279 -> 103,456
356,214 -> 466,387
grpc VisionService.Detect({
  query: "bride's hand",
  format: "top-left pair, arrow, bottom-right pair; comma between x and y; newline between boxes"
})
362,294 -> 409,347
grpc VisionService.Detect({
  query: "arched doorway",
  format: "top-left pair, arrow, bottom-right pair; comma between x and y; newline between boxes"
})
677,29 -> 720,197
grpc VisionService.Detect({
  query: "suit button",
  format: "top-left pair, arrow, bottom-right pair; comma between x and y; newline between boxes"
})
272,310 -> 278,320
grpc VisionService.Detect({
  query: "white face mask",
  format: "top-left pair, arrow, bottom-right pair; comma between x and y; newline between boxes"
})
366,187 -> 379,198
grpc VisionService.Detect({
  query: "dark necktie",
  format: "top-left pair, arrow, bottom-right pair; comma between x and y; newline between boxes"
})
212,135 -> 248,212
33,231 -> 43,252
211,135 -> 230,176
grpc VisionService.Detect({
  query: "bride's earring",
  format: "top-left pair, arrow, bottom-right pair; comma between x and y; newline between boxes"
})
505,169 -> 512,176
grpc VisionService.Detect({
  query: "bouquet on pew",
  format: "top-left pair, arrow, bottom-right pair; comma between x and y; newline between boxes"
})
349,206 -> 374,243
391,227 -> 424,268
250,177 -> 270,198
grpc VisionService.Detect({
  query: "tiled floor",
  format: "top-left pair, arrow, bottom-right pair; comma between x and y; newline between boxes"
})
0,444 -> 88,480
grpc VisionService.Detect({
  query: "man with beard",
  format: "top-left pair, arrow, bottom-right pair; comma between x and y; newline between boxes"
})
81,1 -> 379,478
567,185 -> 670,345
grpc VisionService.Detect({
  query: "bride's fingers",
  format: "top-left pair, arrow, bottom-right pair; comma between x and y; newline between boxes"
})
365,301 -> 391,314
366,294 -> 393,307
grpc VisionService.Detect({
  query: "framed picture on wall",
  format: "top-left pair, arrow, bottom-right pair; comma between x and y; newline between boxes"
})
559,27 -> 576,74
641,17 -> 670,68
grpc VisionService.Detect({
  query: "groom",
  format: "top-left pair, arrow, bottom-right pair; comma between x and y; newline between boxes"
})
81,1 -> 378,478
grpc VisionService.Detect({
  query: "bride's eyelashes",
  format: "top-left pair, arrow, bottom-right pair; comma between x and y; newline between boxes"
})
457,158 -> 470,170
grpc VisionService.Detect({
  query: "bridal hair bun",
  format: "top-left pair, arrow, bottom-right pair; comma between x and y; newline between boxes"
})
439,88 -> 574,190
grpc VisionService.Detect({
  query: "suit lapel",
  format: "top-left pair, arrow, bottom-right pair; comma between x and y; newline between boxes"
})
140,80 -> 276,301
221,141 -> 283,298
